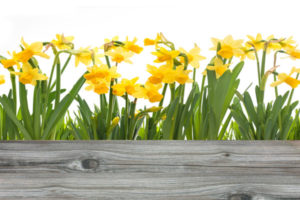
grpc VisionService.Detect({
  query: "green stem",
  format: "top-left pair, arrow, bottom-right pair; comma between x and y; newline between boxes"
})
153,83 -> 168,121
252,47 -> 261,86
49,53 -> 72,91
105,55 -> 115,136
272,51 -> 282,134
124,93 -> 129,139
8,68 -> 17,113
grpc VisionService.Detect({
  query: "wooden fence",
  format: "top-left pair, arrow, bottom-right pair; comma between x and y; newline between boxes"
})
0,141 -> 299,200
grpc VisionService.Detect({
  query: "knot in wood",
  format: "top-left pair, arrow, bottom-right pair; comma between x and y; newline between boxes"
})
81,159 -> 99,169
229,194 -> 252,200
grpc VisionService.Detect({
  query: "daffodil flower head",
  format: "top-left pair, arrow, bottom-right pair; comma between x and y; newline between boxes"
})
112,77 -> 140,97
179,44 -> 206,69
12,62 -> 47,86
0,51 -> 21,69
51,34 -> 74,50
133,81 -> 163,103
14,37 -> 50,63
152,47 -> 180,65
237,46 -> 255,61
147,64 -> 176,84
206,57 -> 230,79
85,79 -> 110,95
246,33 -> 264,51
123,37 -> 143,54
285,46 -> 300,60
174,65 -> 193,84
270,67 -> 300,88
74,47 -> 93,67
106,47 -> 134,64
84,64 -> 120,83
279,36 -> 296,50
210,35 -> 243,59
144,33 -> 162,47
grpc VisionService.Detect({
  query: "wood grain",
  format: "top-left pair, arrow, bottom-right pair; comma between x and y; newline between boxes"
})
0,141 -> 299,200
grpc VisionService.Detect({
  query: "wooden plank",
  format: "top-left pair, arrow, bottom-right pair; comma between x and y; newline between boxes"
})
0,141 -> 299,200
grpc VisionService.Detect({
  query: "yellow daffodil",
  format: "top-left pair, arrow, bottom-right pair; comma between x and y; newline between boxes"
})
179,44 -> 206,69
74,47 -> 93,67
144,33 -> 161,47
152,47 -> 180,65
174,65 -> 193,84
246,33 -> 264,51
84,64 -> 120,95
0,51 -> 20,69
84,64 -> 120,82
12,62 -> 47,86
51,34 -> 74,50
147,64 -> 176,84
133,82 -> 163,103
0,75 -> 5,85
210,35 -> 243,59
15,38 -> 50,63
123,37 -> 143,54
112,77 -> 140,96
270,67 -> 300,88
285,46 -> 300,60
279,36 -> 296,50
237,47 -> 255,61
266,35 -> 281,52
206,57 -> 230,78
85,79 -> 110,94
106,47 -> 134,64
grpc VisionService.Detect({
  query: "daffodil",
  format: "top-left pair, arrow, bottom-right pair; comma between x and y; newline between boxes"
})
279,36 -> 296,50
0,75 -> 5,85
237,46 -> 255,61
266,35 -> 281,52
133,82 -> 163,102
84,64 -> 120,94
101,36 -> 119,51
112,77 -> 140,96
12,62 -> 47,86
179,44 -> 206,69
270,67 -> 300,88
147,64 -> 176,84
246,33 -> 264,51
210,35 -> 243,59
144,33 -> 161,47
285,46 -> 300,60
206,57 -> 230,78
84,64 -> 120,82
106,47 -> 134,64
174,65 -> 193,84
74,47 -> 93,67
123,37 -> 143,54
85,79 -> 110,94
0,51 -> 20,69
15,38 -> 50,63
152,47 -> 180,65
51,34 -> 74,50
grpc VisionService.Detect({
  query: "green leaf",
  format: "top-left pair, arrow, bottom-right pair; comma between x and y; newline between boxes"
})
42,74 -> 86,139
0,96 -> 32,139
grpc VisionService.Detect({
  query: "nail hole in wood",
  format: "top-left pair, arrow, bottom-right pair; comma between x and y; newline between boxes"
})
82,159 -> 99,169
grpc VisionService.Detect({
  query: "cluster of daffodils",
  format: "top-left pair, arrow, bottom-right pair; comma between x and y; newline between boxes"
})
1,33 -> 300,104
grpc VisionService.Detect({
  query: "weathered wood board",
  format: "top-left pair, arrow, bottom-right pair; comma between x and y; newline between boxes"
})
0,141 -> 299,200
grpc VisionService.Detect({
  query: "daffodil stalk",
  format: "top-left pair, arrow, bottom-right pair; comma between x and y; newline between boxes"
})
104,55 -> 115,133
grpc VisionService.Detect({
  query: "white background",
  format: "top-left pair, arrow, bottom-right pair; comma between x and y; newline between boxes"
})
1,0 -> 300,110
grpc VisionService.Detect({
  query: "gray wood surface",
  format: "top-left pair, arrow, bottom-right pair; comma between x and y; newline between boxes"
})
0,141 -> 300,200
